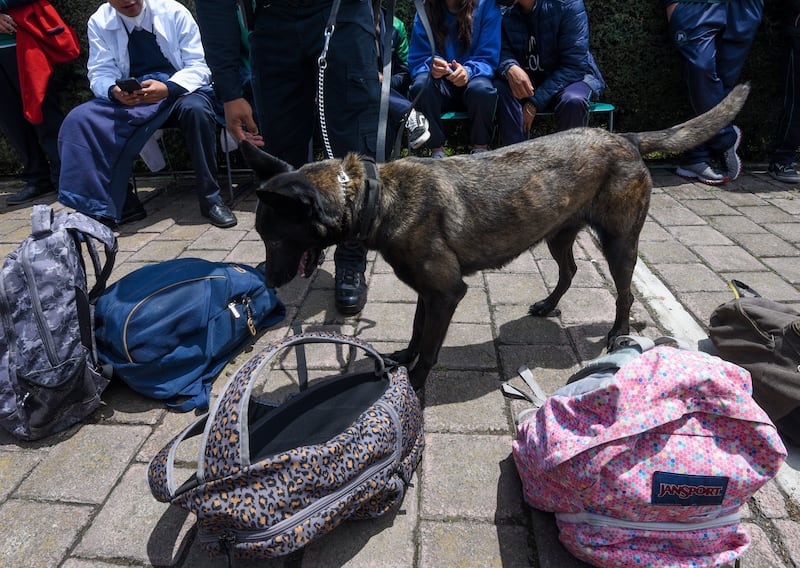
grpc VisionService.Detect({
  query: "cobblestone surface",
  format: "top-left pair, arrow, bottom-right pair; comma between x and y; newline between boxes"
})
0,164 -> 798,567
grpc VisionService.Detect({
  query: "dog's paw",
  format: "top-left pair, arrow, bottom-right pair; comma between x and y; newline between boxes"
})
528,301 -> 561,317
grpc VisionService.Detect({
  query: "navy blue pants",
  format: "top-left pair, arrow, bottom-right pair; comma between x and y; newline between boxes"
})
0,46 -> 63,188
771,7 -> 800,166
249,0 -> 379,270
668,0 -> 763,164
409,74 -> 498,149
494,79 -> 593,147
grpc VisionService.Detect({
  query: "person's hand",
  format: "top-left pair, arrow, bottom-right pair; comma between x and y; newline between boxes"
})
112,86 -> 143,106
223,98 -> 264,147
138,79 -> 169,103
446,60 -> 468,87
522,101 -> 537,133
0,12 -> 17,34
506,64 -> 534,99
431,56 -> 453,79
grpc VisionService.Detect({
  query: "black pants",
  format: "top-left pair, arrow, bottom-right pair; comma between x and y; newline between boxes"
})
771,8 -> 800,166
250,0 -> 379,271
0,46 -> 63,188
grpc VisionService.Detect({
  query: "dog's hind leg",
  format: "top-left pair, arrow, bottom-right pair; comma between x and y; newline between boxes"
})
596,228 -> 639,348
529,225 -> 582,317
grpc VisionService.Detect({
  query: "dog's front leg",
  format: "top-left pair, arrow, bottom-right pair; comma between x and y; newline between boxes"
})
388,297 -> 426,366
408,283 -> 467,390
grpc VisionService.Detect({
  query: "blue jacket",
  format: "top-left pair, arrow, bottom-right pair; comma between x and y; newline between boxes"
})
498,0 -> 604,110
408,0 -> 501,81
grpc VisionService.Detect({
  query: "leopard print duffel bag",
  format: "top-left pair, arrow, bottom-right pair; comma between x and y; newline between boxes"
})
147,331 -> 424,559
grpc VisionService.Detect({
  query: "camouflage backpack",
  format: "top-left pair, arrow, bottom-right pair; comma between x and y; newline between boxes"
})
0,205 -> 117,440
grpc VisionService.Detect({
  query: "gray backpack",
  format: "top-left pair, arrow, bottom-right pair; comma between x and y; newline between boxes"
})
0,205 -> 117,440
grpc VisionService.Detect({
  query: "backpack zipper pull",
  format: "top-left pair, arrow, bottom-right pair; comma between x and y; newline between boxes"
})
228,302 -> 241,318
244,298 -> 256,336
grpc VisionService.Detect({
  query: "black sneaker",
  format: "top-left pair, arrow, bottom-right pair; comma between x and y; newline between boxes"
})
335,266 -> 367,315
768,162 -> 800,184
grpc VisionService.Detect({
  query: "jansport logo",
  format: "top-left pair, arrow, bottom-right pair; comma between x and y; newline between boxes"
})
651,472 -> 729,506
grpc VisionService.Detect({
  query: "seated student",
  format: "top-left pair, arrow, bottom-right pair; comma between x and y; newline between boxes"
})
58,0 -> 237,228
407,0 -> 501,158
493,0 -> 605,147
380,9 -> 430,156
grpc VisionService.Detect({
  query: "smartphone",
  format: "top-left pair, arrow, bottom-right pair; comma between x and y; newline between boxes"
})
115,77 -> 142,93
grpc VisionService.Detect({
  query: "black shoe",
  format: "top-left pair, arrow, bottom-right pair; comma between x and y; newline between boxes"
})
6,183 -> 56,205
204,203 -> 238,228
119,186 -> 147,225
335,266 -> 367,315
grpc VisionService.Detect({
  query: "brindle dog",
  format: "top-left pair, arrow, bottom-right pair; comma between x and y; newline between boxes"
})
243,84 -> 749,389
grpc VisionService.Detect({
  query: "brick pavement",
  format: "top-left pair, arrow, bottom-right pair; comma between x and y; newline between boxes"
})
0,165 -> 798,568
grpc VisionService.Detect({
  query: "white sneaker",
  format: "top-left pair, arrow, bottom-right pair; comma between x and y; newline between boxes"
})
675,162 -> 728,185
405,109 -> 431,149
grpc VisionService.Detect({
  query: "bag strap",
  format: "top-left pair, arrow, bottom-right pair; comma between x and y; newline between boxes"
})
198,332 -> 387,480
148,412 -> 209,502
728,279 -> 761,299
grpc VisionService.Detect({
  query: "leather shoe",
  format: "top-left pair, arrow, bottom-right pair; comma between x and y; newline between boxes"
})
204,203 -> 238,228
335,266 -> 368,315
7,183 -> 56,205
119,187 -> 147,225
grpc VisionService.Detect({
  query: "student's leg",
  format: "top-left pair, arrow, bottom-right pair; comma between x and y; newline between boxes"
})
168,92 -> 223,213
493,78 -> 525,147
463,76 -> 497,148
0,47 -> 57,193
554,81 -> 591,132
409,75 -> 448,150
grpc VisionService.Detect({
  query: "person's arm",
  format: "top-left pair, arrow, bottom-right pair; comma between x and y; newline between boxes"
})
530,0 -> 593,110
407,12 -> 434,79
161,4 -> 212,93
87,9 -> 125,100
461,0 -> 501,80
195,0 -> 245,103
497,8 -> 522,78
195,0 -> 260,143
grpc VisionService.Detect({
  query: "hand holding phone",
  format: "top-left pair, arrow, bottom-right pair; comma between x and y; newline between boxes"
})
115,77 -> 142,94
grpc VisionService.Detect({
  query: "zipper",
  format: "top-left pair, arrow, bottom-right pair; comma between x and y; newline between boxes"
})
556,510 -> 741,532
198,398 -> 404,546
122,275 -> 226,362
21,242 -> 58,365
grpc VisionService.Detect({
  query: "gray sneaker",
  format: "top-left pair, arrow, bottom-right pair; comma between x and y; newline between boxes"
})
405,109 -> 431,149
768,162 -> 800,184
430,149 -> 446,159
675,162 -> 728,185
722,125 -> 742,181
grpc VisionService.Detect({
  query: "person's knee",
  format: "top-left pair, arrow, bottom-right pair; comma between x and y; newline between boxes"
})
558,89 -> 589,111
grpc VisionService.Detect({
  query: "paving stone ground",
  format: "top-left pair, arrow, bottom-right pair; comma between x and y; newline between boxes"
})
0,163 -> 798,568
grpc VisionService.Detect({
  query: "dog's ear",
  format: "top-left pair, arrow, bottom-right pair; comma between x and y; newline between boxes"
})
257,180 -> 340,235
240,141 -> 294,178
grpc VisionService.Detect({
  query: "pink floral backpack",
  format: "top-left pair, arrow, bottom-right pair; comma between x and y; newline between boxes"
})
504,336 -> 787,568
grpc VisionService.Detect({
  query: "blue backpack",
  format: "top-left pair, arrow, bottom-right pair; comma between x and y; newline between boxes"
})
94,258 -> 285,411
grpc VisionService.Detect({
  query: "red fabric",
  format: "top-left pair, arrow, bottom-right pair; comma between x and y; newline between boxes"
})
8,0 -> 79,124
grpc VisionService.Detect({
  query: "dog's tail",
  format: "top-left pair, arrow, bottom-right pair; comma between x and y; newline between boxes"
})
625,83 -> 750,156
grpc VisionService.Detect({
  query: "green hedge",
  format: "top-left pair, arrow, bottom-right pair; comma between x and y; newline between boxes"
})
0,0 -> 785,175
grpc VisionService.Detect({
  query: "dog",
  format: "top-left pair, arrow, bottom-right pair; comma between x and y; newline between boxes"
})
243,84 -> 749,389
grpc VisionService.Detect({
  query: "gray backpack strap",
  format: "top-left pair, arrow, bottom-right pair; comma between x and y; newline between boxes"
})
58,210 -> 118,300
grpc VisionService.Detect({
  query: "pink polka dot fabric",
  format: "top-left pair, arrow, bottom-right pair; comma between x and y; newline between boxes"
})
513,346 -> 787,567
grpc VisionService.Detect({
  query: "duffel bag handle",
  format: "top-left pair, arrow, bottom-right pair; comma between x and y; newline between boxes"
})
151,332 -> 392,500
199,331 -> 388,478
